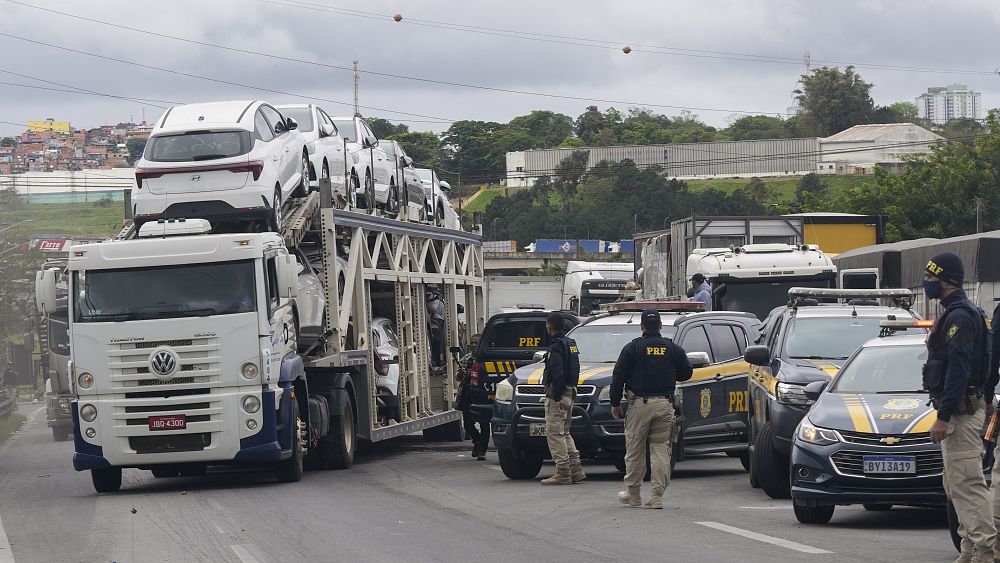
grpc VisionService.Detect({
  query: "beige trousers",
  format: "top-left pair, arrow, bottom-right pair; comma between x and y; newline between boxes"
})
624,396 -> 675,496
943,409 -> 996,549
544,392 -> 580,469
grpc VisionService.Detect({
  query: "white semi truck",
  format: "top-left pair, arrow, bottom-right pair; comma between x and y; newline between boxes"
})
562,260 -> 633,316
36,182 -> 484,492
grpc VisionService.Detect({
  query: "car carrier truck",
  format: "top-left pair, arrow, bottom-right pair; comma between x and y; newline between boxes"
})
35,180 -> 484,492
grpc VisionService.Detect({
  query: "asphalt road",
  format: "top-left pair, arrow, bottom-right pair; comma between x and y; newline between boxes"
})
0,405 -> 958,563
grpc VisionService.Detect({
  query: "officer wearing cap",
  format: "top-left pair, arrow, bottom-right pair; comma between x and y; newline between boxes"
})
539,312 -> 585,485
609,309 -> 692,509
922,252 -> 996,563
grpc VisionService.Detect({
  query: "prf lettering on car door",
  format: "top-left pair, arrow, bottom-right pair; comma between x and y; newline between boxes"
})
519,337 -> 541,347
728,390 -> 749,413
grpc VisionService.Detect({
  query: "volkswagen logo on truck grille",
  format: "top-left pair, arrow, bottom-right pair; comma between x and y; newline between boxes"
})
149,349 -> 178,379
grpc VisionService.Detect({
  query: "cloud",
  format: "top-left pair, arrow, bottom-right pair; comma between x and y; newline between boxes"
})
0,0 -> 996,136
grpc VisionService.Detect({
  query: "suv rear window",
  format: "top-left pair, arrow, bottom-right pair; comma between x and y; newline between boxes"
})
145,130 -> 251,162
482,319 -> 549,350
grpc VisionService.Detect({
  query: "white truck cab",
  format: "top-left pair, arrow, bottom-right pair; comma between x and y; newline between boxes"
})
562,260 -> 633,316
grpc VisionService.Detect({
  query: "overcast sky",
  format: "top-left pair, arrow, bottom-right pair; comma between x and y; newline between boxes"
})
1,0 -> 998,137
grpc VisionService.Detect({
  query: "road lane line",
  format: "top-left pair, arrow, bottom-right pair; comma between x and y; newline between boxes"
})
695,522 -> 832,554
0,513 -> 15,563
230,544 -> 263,563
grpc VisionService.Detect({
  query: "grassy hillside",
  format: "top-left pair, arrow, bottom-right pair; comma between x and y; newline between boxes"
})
685,175 -> 872,199
1,202 -> 125,238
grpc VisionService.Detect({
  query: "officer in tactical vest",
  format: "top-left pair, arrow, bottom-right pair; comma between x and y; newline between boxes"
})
540,312 -> 585,485
922,252 -> 996,563
610,309 -> 692,509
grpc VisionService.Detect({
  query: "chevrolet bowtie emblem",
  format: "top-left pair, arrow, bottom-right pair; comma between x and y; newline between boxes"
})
880,436 -> 901,445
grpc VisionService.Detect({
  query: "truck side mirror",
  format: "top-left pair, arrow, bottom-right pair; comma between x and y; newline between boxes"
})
744,345 -> 770,366
35,268 -> 58,314
686,351 -> 711,368
276,255 -> 299,299
803,380 -> 829,401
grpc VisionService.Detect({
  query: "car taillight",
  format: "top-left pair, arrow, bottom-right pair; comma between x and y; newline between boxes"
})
470,362 -> 480,386
134,168 -> 150,189
247,160 -> 264,181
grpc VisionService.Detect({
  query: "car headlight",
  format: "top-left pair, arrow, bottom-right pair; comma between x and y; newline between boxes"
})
241,362 -> 259,380
598,385 -> 611,402
80,403 -> 98,423
241,395 -> 261,414
777,382 -> 814,406
495,379 -> 513,402
798,420 -> 840,445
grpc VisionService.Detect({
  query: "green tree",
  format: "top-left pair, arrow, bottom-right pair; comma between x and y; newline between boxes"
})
126,138 -> 147,163
508,111 -> 575,148
794,66 -> 876,136
363,118 -> 409,139
552,151 -> 590,198
387,131 -> 443,168
722,115 -> 794,140
441,120 -> 504,182
0,137 -> 14,147
888,101 -> 919,121
936,118 -> 985,142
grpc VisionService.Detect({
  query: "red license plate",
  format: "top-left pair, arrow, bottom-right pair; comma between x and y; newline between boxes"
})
148,414 -> 186,431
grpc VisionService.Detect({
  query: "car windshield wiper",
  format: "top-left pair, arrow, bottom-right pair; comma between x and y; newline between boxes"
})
178,308 -> 220,317
790,355 -> 842,360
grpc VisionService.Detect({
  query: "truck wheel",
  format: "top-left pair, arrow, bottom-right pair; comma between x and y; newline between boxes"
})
320,389 -> 355,469
793,501 -> 834,524
151,466 -> 179,478
52,427 -> 70,442
275,398 -> 304,483
755,421 -> 790,499
497,448 -> 543,479
946,498 -> 962,552
91,467 -> 122,493
422,419 -> 463,442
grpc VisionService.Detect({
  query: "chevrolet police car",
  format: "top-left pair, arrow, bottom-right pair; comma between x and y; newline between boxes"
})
491,302 -> 760,480
743,288 -> 921,499
790,324 -> 942,524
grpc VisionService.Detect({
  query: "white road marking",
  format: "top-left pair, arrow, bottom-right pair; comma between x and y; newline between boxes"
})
230,544 -> 264,563
695,521 -> 833,554
0,512 -> 15,563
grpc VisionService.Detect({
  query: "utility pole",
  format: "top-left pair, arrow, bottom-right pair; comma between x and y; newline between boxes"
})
976,197 -> 983,233
804,50 -> 811,72
353,61 -> 360,117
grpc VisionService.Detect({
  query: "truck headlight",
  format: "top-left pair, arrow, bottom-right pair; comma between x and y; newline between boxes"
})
777,382 -> 813,407
598,386 -> 611,402
241,362 -> 259,380
80,403 -> 98,422
798,420 -> 840,445
78,372 -> 94,389
241,395 -> 261,414
495,379 -> 513,402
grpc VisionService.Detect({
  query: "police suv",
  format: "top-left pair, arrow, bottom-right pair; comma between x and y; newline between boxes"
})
790,322 -> 940,524
744,288 -> 922,499
491,302 -> 760,479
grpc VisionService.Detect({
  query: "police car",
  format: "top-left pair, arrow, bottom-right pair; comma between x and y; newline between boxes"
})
491,302 -> 760,479
790,322 -> 942,524
743,288 -> 922,499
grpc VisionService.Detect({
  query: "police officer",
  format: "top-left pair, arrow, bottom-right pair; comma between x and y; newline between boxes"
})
923,252 -> 996,563
610,309 -> 692,509
987,303 -> 1000,557
458,334 -> 490,460
540,312 -> 585,485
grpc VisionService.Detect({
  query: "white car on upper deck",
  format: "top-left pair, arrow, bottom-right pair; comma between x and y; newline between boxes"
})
329,116 -> 395,213
133,101 -> 308,231
275,104 -> 348,200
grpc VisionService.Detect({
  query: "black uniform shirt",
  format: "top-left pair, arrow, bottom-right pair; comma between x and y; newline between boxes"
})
928,289 -> 985,422
609,330 -> 693,407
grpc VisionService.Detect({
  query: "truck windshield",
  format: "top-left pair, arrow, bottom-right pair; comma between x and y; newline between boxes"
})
715,279 -> 831,322
145,130 -> 251,162
829,345 -> 928,394
568,324 -> 677,363
74,260 -> 256,322
48,317 -> 69,355
784,317 -> 922,360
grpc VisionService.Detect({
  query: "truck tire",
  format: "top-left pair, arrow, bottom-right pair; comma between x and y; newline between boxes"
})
51,427 -> 70,442
497,448 -> 543,479
422,419 -> 463,442
92,467 -> 122,493
793,501 -> 834,524
275,398 -> 304,483
755,421 -> 790,499
320,389 -> 355,470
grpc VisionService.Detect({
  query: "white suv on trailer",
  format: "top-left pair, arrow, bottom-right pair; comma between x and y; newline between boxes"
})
330,116 -> 396,213
275,104 -> 349,200
133,100 -> 307,231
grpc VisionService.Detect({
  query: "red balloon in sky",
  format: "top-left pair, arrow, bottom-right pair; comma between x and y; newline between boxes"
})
393,14 -> 403,22
622,45 -> 632,54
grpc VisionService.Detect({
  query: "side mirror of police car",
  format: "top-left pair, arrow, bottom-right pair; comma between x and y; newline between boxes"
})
533,351 -> 547,363
744,345 -> 770,367
803,380 -> 828,401
686,351 -> 710,368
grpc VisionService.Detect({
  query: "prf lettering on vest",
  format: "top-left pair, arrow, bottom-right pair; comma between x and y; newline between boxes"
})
518,337 -> 541,347
926,260 -> 944,276
728,391 -> 749,413
646,346 -> 667,356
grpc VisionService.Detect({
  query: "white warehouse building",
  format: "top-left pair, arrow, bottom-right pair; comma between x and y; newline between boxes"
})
506,123 -> 942,187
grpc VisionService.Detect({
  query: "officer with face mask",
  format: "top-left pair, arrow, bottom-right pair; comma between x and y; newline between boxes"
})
922,252 -> 996,563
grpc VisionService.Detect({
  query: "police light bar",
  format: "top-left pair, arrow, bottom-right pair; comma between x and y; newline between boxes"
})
787,287 -> 914,300
603,300 -> 705,313
879,319 -> 933,329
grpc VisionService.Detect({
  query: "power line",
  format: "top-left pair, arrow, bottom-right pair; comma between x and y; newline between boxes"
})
0,77 -> 176,107
0,31 -> 455,123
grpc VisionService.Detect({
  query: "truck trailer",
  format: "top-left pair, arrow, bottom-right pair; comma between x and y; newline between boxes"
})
36,181 -> 484,492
